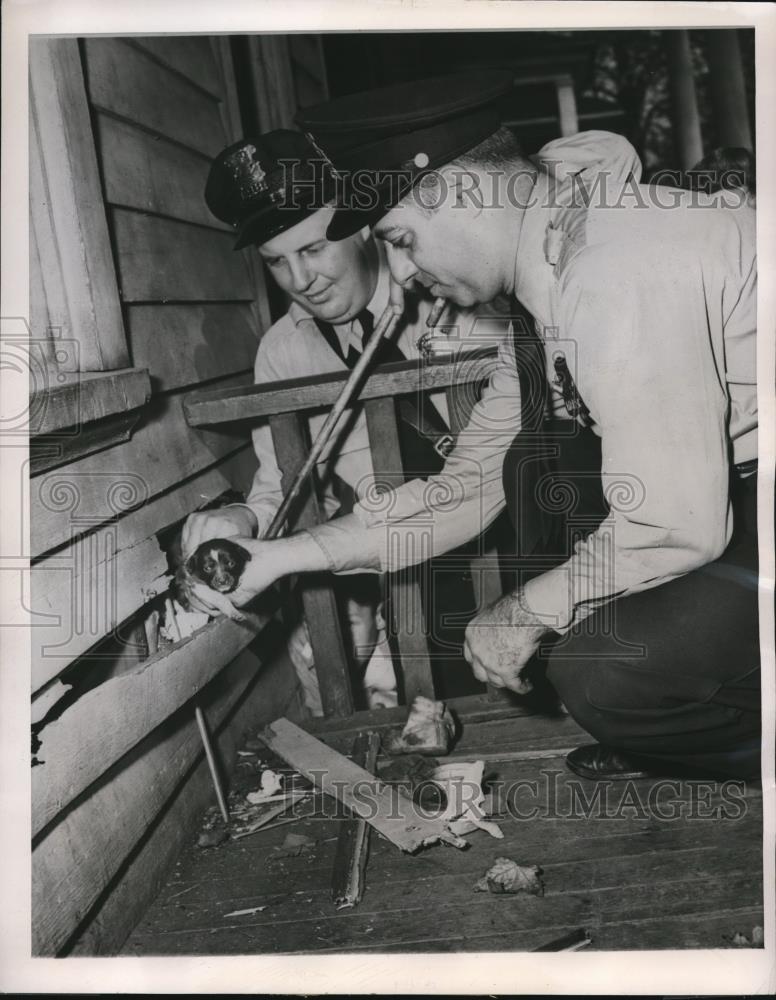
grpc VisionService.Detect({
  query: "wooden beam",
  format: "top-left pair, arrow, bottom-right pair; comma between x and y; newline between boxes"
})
704,29 -> 752,150
666,30 -> 704,170
184,350 -> 498,427
306,692 -> 532,737
259,718 -> 466,852
270,412 -> 354,718
331,731 -> 380,908
363,398 -> 435,704
30,368 -> 150,438
32,612 -> 271,838
29,38 -> 128,370
243,35 -> 297,131
555,74 -> 579,138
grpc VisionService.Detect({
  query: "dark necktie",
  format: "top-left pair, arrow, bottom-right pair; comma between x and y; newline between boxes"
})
346,308 -> 375,367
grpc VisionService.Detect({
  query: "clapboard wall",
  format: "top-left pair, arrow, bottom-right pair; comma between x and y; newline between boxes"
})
30,35 -> 311,955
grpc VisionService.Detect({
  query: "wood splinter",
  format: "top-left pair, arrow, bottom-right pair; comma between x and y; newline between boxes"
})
331,731 -> 380,909
259,718 -> 468,853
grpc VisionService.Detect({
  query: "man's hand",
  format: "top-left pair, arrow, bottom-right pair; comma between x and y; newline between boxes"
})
181,505 -> 258,559
463,591 -> 551,695
185,532 -> 329,619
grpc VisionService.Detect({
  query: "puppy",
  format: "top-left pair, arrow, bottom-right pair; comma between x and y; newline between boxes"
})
185,538 -> 252,594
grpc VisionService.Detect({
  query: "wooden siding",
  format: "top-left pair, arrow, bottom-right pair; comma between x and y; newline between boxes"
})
31,35 -> 302,956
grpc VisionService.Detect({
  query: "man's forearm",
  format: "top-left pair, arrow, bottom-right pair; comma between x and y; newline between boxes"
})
304,513 -> 383,574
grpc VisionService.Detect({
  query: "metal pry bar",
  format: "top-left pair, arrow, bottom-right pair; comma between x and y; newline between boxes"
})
265,301 -> 403,539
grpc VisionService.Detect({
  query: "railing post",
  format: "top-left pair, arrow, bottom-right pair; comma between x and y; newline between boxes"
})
363,397 -> 435,704
269,412 -> 354,718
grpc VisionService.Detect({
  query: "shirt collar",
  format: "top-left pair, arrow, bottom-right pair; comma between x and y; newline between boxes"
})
512,170 -> 557,330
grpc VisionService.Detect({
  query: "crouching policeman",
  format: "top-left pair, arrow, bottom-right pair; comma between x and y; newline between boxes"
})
191,73 -> 760,782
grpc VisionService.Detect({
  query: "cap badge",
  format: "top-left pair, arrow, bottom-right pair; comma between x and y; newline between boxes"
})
225,143 -> 268,203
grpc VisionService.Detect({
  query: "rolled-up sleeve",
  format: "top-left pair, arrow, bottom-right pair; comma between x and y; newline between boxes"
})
242,341 -> 288,537
522,244 -> 733,631
309,338 -> 523,573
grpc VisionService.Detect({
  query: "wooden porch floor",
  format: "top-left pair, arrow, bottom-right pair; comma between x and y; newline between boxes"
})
124,699 -> 764,955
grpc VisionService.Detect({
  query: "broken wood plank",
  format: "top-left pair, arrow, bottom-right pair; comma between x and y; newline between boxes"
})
33,644 -> 265,955
67,643 -> 301,957
32,613 -> 272,838
331,731 -> 380,909
259,718 -> 465,852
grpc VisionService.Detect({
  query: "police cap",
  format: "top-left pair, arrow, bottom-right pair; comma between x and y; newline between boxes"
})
205,129 -> 339,250
296,70 -> 513,240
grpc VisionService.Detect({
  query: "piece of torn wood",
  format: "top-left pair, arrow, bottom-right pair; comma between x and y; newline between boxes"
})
231,795 -> 309,840
259,718 -> 467,852
331,731 -> 380,909
223,905 -> 267,918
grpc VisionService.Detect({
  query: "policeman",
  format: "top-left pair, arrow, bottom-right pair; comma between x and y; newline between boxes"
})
194,73 -> 759,781
183,129 -> 506,708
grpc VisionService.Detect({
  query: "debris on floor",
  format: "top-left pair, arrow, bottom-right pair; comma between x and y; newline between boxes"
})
724,925 -> 764,947
474,857 -> 545,896
223,905 -> 267,918
532,928 -> 592,951
231,793 -> 311,841
197,827 -> 229,849
260,717 -> 468,851
275,832 -> 316,858
432,760 -> 503,839
382,696 -> 456,755
245,768 -> 284,803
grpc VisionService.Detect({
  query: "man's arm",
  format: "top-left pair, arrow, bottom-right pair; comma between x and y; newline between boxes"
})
317,335 -> 523,572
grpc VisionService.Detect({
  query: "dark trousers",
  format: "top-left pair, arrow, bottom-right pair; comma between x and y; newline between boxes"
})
502,422 -> 761,779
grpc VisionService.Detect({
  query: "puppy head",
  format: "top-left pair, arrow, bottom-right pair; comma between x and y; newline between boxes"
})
187,538 -> 251,594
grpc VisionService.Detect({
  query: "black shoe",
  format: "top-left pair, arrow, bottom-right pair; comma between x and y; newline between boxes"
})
565,744 -> 656,780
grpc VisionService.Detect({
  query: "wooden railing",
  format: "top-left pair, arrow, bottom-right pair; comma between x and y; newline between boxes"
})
185,348 -> 504,717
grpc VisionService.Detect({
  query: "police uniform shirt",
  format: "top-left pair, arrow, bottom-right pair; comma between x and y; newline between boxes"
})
310,131 -> 757,635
